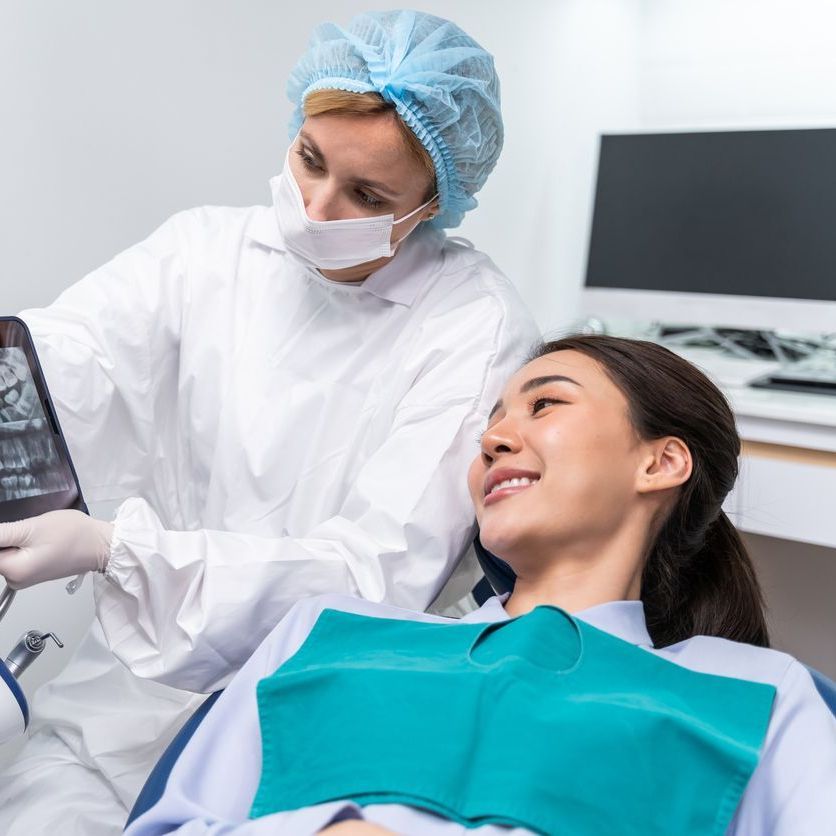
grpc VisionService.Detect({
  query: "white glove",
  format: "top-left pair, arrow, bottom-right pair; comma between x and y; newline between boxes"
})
0,510 -> 114,590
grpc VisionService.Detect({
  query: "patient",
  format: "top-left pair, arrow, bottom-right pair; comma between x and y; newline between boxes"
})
126,336 -> 836,835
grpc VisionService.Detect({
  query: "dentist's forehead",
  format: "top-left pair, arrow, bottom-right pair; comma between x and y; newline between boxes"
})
299,117 -> 424,190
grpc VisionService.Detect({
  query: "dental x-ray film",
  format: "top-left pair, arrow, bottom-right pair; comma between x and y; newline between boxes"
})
0,317 -> 86,522
0,347 -> 74,501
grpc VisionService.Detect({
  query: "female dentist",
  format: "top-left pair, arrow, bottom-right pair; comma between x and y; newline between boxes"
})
0,10 -> 538,835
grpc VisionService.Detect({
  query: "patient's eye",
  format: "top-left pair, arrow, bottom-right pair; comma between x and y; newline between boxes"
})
531,396 -> 565,414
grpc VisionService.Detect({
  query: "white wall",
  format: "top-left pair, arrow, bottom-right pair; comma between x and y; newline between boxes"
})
637,0 -> 836,131
457,0 -> 641,336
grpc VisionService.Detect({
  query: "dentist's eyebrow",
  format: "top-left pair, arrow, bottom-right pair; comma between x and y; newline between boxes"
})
299,131 -> 401,198
488,374 -> 582,419
348,176 -> 401,198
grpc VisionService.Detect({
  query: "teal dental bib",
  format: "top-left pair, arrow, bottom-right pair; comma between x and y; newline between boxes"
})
250,607 -> 775,835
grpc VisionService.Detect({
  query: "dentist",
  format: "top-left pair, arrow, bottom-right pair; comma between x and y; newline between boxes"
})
0,10 -> 537,834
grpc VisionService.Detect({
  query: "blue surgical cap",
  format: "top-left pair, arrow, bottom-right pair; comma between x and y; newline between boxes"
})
287,9 -> 503,228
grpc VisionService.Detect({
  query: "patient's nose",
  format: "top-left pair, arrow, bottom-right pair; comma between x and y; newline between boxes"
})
481,416 -> 522,460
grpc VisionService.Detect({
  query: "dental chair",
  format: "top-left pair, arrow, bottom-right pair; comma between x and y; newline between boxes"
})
126,535 -> 836,828
809,667 -> 836,716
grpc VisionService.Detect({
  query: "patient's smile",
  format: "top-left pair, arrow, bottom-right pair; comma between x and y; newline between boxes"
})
484,469 -> 540,506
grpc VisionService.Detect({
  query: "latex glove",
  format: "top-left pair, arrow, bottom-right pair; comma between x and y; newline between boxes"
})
0,510 -> 114,590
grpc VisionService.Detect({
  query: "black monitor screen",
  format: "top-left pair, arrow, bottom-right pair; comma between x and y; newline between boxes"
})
585,128 -> 836,302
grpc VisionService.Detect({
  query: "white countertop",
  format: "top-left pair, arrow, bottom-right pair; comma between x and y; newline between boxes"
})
727,386 -> 836,429
672,347 -> 836,450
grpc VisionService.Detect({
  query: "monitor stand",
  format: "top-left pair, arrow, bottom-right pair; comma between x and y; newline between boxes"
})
653,325 -> 817,362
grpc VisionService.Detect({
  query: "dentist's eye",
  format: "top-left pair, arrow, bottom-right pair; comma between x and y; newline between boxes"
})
296,147 -> 323,172
353,189 -> 384,210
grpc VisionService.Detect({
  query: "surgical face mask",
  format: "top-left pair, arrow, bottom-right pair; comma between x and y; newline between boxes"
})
273,152 -> 437,271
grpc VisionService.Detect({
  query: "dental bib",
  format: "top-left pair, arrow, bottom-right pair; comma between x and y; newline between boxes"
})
251,607 -> 775,835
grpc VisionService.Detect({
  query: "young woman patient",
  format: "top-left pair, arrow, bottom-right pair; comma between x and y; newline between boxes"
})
126,336 -> 836,836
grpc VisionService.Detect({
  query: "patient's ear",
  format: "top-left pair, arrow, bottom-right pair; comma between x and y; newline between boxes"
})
636,436 -> 692,495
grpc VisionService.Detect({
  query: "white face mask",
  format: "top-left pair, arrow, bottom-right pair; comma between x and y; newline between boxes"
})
273,151 -> 437,271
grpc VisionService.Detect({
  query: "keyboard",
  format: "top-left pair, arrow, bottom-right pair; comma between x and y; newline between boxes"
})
751,356 -> 836,396
670,346 -> 836,396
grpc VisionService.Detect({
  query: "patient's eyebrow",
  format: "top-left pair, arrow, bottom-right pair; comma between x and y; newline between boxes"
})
488,375 -> 583,420
520,374 -> 582,393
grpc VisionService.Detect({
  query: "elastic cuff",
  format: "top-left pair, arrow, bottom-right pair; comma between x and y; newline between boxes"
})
102,497 -> 149,586
93,518 -> 116,575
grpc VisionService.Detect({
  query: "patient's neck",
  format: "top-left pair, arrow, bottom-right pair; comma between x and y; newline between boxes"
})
503,527 -> 646,618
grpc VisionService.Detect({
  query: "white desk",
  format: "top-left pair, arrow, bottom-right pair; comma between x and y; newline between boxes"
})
677,349 -> 836,549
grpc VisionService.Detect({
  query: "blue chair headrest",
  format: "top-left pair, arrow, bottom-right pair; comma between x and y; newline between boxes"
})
126,690 -> 223,827
808,666 -> 836,718
474,532 -> 516,596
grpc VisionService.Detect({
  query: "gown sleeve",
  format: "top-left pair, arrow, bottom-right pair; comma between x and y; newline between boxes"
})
94,281 -> 537,692
727,659 -> 836,835
19,213 -> 188,516
123,595 -> 369,835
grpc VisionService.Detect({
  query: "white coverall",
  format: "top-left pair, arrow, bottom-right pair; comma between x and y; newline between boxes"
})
0,203 -> 538,834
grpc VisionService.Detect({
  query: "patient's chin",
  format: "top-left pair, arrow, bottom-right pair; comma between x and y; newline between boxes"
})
478,524 -> 524,564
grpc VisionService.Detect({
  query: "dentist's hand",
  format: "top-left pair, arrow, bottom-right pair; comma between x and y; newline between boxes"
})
0,510 -> 114,589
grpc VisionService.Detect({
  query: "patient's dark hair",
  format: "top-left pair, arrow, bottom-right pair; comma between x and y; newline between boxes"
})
532,335 -> 769,649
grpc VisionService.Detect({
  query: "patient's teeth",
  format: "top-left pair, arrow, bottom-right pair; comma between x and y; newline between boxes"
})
489,476 -> 539,495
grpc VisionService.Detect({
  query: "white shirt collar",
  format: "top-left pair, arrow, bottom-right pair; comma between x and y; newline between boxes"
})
244,202 -> 445,308
463,594 -> 654,648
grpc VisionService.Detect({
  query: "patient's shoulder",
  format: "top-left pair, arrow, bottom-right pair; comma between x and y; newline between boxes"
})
284,594 -> 452,629
653,638 -> 836,731
654,635 -> 796,688
255,595 -> 451,673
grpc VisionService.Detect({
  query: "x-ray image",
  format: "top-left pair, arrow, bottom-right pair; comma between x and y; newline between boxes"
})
0,347 -> 73,501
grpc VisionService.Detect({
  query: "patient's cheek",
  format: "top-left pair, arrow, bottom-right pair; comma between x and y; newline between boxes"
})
467,459 -> 484,507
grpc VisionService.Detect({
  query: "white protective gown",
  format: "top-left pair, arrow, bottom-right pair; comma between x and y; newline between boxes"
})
0,203 -> 539,834
126,593 -> 836,836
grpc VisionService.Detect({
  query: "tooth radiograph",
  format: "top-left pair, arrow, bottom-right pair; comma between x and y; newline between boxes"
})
0,348 -> 73,501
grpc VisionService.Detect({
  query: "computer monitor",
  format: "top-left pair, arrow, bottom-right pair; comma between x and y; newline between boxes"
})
582,128 -> 836,333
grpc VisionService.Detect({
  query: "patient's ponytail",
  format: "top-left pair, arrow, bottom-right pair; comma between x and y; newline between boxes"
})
641,509 -> 769,648
534,336 -> 769,649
